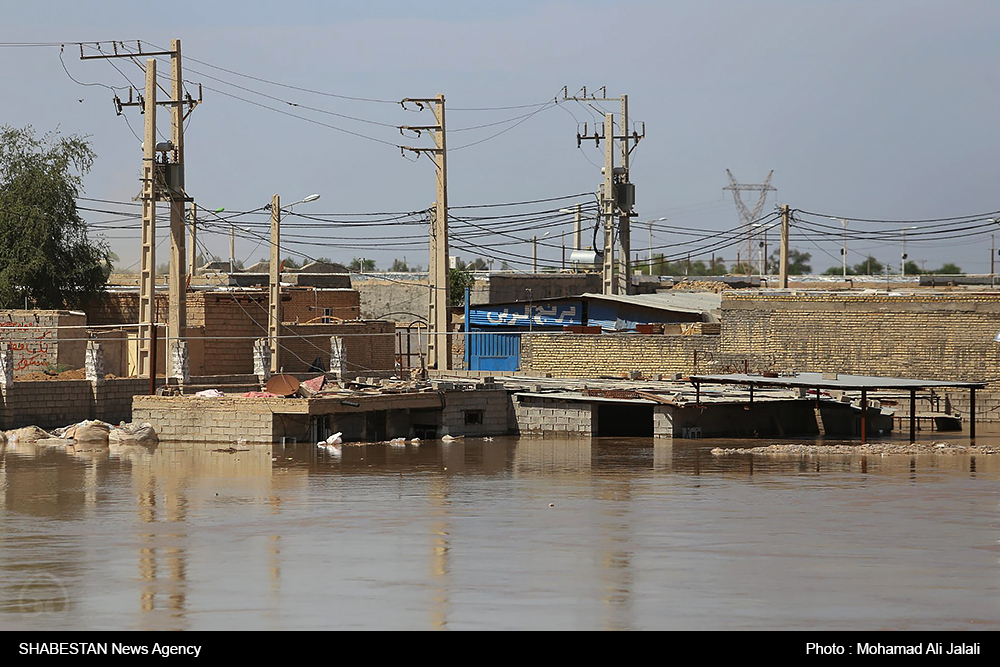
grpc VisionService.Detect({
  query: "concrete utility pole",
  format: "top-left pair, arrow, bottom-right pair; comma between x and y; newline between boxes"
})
82,40 -> 201,377
269,194 -> 281,373
565,87 -> 643,295
618,95 -> 631,292
168,39 -> 186,350
602,113 -> 615,293
779,204 -> 790,288
139,59 -> 157,377
400,95 -> 451,370
724,170 -> 776,275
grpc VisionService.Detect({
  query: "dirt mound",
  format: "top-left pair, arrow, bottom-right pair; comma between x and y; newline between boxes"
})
16,368 -> 88,381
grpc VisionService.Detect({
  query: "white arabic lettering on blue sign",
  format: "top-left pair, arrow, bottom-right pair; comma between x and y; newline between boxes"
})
478,304 -> 580,327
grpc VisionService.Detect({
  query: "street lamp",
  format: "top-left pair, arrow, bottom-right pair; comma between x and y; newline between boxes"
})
532,231 -> 549,273
639,217 -> 668,273
752,220 -> 780,277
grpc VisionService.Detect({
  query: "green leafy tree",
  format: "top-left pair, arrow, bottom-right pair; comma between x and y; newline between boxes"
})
390,258 -> 409,272
349,258 -> 376,272
936,262 -> 962,275
767,248 -> 812,274
449,266 -> 475,307
0,126 -> 110,308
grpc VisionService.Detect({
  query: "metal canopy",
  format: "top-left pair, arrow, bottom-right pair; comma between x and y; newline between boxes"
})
688,372 -> 987,391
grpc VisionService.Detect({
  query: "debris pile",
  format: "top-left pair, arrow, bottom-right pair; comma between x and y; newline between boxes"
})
711,442 -> 999,456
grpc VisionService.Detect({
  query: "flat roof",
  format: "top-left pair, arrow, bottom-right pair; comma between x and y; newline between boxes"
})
688,372 -> 987,391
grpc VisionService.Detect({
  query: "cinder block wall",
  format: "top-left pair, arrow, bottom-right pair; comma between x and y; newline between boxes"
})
512,396 -> 596,435
1,377 -> 150,430
440,389 -> 511,436
131,395 -> 279,444
0,310 -> 87,372
521,332 -> 719,378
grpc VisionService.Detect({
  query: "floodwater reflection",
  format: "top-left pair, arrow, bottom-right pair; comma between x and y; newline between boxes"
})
0,430 -> 998,630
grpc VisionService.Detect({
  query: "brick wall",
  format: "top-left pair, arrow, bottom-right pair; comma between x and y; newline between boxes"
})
282,288 -> 361,323
521,332 -> 719,378
280,321 -> 396,374
719,293 -> 1000,386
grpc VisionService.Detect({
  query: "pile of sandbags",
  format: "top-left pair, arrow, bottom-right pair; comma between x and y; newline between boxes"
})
3,420 -> 159,449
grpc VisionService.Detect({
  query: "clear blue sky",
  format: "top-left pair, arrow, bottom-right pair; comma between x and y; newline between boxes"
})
4,0 -> 1000,273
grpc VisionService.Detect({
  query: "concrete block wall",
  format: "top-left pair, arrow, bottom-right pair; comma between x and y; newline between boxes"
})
0,310 -> 87,373
440,389 -> 511,436
512,396 -> 596,435
0,377 -> 150,430
132,395 -> 278,444
521,333 -> 719,378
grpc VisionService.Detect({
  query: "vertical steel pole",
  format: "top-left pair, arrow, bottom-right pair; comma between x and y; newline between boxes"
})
909,390 -> 916,443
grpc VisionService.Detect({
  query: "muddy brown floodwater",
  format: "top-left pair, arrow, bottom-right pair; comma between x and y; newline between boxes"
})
0,427 -> 998,631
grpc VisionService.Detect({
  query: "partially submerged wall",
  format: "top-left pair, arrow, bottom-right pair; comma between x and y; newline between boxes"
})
132,395 -> 279,445
1,377 -> 149,430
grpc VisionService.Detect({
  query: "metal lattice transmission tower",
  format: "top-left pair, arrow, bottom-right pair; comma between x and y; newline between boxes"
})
724,169 -> 776,273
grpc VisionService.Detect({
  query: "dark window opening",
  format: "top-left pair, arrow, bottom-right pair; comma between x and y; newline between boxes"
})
464,410 -> 484,425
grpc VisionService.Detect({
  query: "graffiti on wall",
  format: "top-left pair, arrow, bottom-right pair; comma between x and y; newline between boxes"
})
1,321 -> 54,371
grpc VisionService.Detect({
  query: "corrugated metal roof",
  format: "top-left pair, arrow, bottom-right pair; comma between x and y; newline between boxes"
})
579,292 -> 722,316
689,372 -> 986,390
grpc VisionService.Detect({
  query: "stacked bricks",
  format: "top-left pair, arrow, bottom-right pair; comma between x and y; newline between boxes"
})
171,341 -> 190,383
253,338 -> 271,382
0,348 -> 12,386
85,341 -> 105,382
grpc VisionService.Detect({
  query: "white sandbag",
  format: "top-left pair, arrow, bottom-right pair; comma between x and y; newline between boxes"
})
109,423 -> 158,447
68,420 -> 111,445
